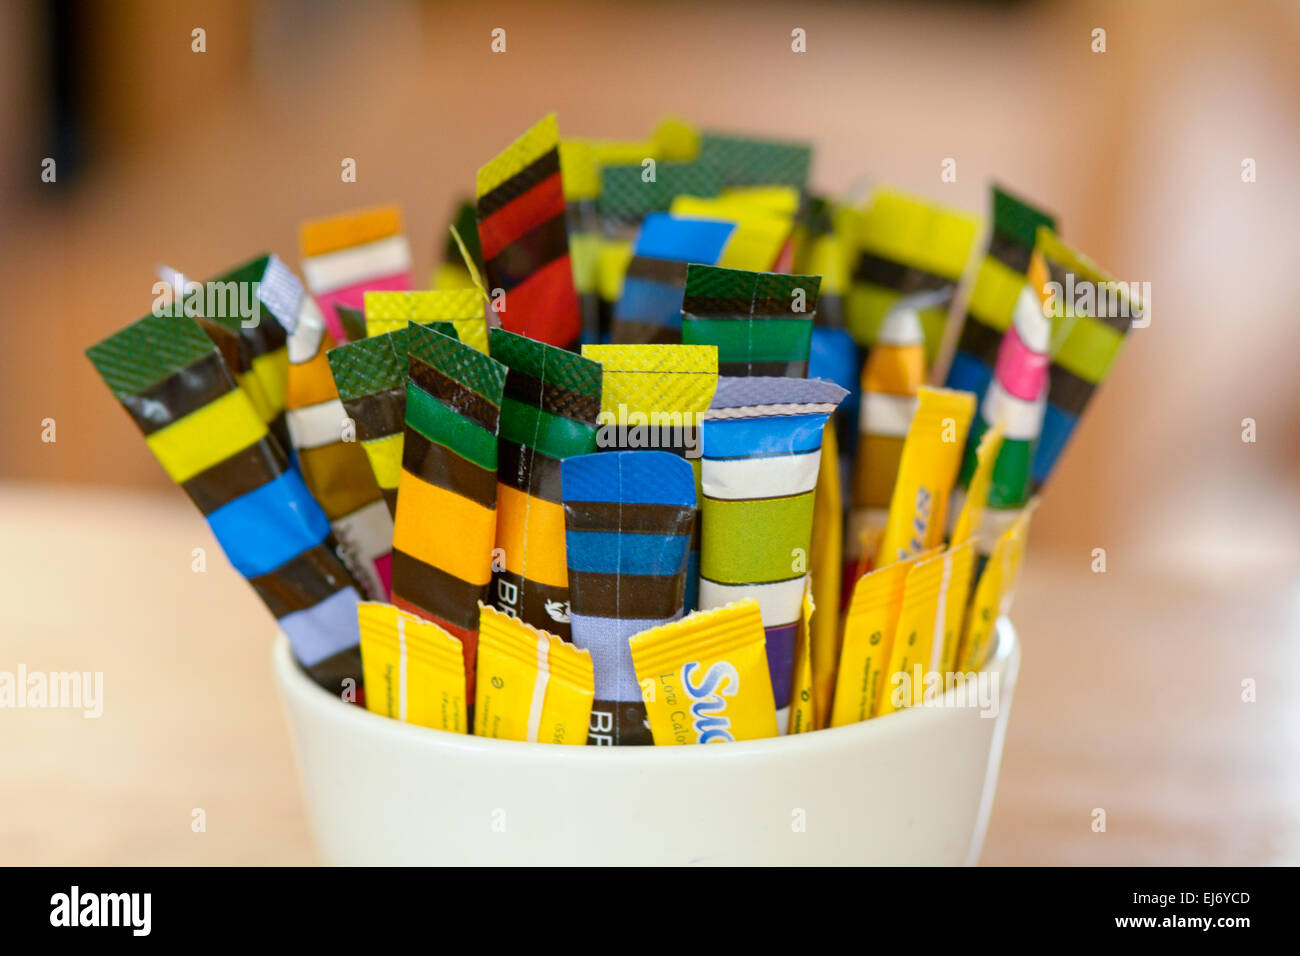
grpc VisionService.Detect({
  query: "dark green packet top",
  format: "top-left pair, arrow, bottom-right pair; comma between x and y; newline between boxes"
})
327,323 -> 459,516
680,263 -> 819,377
598,160 -> 724,221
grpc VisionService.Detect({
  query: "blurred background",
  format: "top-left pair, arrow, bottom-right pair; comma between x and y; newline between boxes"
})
2,0 -> 1297,865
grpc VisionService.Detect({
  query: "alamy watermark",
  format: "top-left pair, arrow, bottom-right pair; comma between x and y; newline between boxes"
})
595,406 -> 704,458
151,274 -> 261,328
888,666 -> 1001,718
1042,272 -> 1150,329
50,886 -> 150,936
0,665 -> 103,718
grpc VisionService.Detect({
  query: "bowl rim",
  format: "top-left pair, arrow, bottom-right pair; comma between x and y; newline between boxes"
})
273,618 -> 1017,762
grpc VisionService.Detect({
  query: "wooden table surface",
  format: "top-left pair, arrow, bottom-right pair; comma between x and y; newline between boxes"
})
1,482 -> 1295,865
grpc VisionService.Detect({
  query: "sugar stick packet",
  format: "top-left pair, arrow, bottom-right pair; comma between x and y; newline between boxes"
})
847,188 -> 980,367
937,541 -> 980,675
956,255 -> 1051,559
227,265 -> 390,600
488,328 -> 603,639
328,327 -> 411,516
942,184 -> 1057,391
795,200 -> 858,633
787,586 -> 817,733
581,343 -> 719,612
358,601 -> 465,732
588,120 -> 705,340
159,255 -> 295,455
300,204 -> 413,343
561,451 -> 697,746
670,191 -> 796,271
697,376 -> 848,732
846,291 -> 938,584
793,197 -> 849,319
721,186 -> 803,272
808,422 -> 842,729
86,313 -> 365,694
187,312 -> 255,397
175,306 -> 286,471
611,212 -> 737,344
365,289 -> 488,354
327,321 -> 460,515
476,113 -> 582,349
999,504 -> 1033,620
957,505 -> 1034,673
611,188 -> 799,346
797,195 -> 861,451
281,301 -> 381,542
873,386 -> 976,568
680,264 -> 817,377
390,323 -> 508,706
474,604 -> 594,744
326,324 -> 459,517
591,143 -> 663,342
830,554 -> 922,726
951,421 -> 1005,550
877,542 -> 976,715
559,140 -> 601,343
281,267 -> 394,601
1029,228 -> 1140,491
596,155 -> 722,343
629,600 -> 778,745
609,179 -> 798,345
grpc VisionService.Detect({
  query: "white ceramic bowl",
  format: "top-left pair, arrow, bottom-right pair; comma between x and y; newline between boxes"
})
274,619 -> 1019,865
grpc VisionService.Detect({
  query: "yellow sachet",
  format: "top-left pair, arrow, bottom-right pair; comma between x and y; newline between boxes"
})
808,421 -> 842,729
951,421 -> 1004,548
937,542 -> 978,675
474,605 -> 595,745
874,386 -> 976,568
830,555 -> 922,726
476,606 -> 595,744
787,586 -> 816,734
1001,501 -> 1035,614
877,549 -> 948,715
957,545 -> 1004,676
957,504 -> 1034,672
629,600 -> 778,745
358,601 -> 466,732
